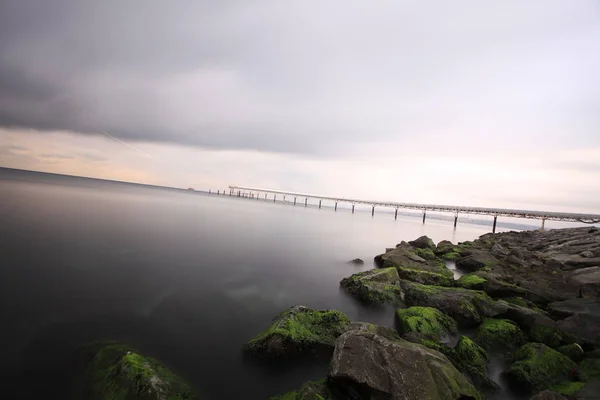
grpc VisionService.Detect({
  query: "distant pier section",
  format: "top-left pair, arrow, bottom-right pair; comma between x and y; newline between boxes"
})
226,185 -> 600,232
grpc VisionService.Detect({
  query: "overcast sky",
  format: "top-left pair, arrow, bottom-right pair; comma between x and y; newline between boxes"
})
1,1 -> 599,213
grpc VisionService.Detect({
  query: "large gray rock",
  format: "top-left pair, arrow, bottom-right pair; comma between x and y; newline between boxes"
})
408,235 -> 436,250
455,250 -> 498,272
329,327 -> 481,400
548,298 -> 600,347
567,267 -> 600,297
340,268 -> 404,306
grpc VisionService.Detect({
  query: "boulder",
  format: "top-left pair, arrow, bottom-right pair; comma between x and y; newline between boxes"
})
409,235 -> 436,250
504,343 -> 576,395
329,327 -> 482,400
375,243 -> 454,286
453,336 -> 492,388
340,268 -> 404,306
245,306 -> 350,358
475,318 -> 526,351
530,391 -> 568,400
548,298 -> 600,347
455,250 -> 498,272
396,306 -> 458,342
77,342 -> 198,400
436,240 -> 455,255
555,343 -> 584,362
401,281 -> 507,327
456,274 -> 487,290
567,267 -> 600,298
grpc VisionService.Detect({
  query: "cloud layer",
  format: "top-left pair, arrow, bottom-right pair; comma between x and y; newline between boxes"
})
1,0 -> 599,156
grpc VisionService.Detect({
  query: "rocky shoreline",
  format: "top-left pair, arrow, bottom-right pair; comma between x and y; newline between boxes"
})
75,227 -> 600,399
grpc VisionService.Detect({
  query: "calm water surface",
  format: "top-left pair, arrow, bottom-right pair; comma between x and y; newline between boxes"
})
0,168 -> 502,399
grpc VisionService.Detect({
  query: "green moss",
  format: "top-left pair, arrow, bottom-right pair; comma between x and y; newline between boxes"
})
85,343 -> 197,400
396,306 -> 458,340
340,268 -> 404,306
442,252 -> 461,261
456,274 -> 487,290
556,344 -> 584,362
246,307 -> 350,356
397,267 -> 454,286
551,381 -> 585,396
529,325 -> 565,348
454,336 -> 491,388
505,343 -> 576,394
415,248 -> 437,261
476,318 -> 526,351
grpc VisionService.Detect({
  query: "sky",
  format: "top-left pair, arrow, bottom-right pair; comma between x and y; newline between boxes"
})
0,0 -> 599,214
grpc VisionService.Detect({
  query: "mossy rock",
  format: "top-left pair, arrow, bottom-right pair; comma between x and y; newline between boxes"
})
375,244 -> 452,283
401,281 -> 506,328
340,268 -> 404,306
555,344 -> 584,362
441,252 -> 461,261
270,379 -> 333,400
245,306 -> 350,358
475,318 -> 526,351
529,325 -> 569,348
551,381 -> 585,397
396,306 -> 458,342
504,343 -> 577,394
80,342 -> 198,400
454,336 -> 494,388
580,355 -> 600,379
397,267 -> 455,287
456,274 -> 487,290
414,248 -> 437,261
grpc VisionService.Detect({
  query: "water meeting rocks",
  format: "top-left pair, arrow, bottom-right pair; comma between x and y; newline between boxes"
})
328,326 -> 482,400
245,305 -> 350,358
77,342 -> 198,400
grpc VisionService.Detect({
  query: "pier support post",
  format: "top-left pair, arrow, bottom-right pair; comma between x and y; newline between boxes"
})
352,204 -> 355,214
217,190 -> 219,195
319,200 -> 322,209
305,198 -> 307,207
394,208 -> 398,220
371,205 -> 375,217
238,190 -> 241,197
265,194 -> 267,199
422,210 -> 427,224
492,216 -> 498,233
294,197 -> 296,206
335,201 -> 338,211
209,190 -> 211,194
541,218 -> 546,231
454,215 -> 458,228
274,195 -> 276,202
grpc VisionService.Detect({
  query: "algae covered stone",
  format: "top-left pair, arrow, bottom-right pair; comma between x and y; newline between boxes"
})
555,343 -> 584,362
340,268 -> 403,306
401,281 -> 506,327
245,305 -> 350,358
329,327 -> 482,400
504,343 -> 576,394
475,318 -> 526,351
396,306 -> 458,342
80,342 -> 198,400
456,274 -> 487,290
454,336 -> 492,388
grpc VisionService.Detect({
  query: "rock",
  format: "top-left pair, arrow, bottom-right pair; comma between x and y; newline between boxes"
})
530,391 -> 568,400
375,242 -> 454,286
340,268 -> 404,306
456,250 -> 498,272
475,318 -> 527,351
498,301 -> 568,348
555,343 -> 584,362
329,327 -> 482,400
456,274 -> 487,290
453,336 -> 492,388
245,306 -> 350,358
396,306 -> 458,342
567,267 -> 600,297
504,343 -> 576,395
436,240 -> 455,254
401,281 -> 507,328
270,380 -> 333,400
581,251 -> 594,258
409,235 -> 436,250
548,298 -> 600,346
347,258 -> 364,265
77,342 -> 198,400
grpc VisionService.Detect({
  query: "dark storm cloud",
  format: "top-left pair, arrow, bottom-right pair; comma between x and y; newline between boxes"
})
1,0 -> 599,155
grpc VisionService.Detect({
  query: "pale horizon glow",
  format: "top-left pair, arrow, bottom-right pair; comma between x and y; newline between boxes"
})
1,1 -> 599,215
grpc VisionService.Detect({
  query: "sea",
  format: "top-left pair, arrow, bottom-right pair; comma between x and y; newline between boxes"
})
0,167 -> 535,399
